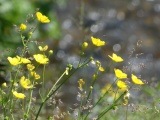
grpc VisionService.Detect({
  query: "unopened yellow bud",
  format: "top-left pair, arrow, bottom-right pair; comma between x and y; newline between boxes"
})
2,82 -> 7,88
92,74 -> 97,80
20,24 -> 27,31
49,50 -> 53,54
82,42 -> 88,48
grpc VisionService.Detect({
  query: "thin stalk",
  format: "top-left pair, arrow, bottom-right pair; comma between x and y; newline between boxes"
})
42,65 -> 46,97
25,80 -> 35,120
84,78 -> 118,120
78,98 -> 83,120
85,66 -> 99,104
97,91 -> 127,120
1,88 -> 7,118
80,0 -> 84,26
47,70 -> 67,97
11,111 -> 14,120
113,88 -> 119,102
8,65 -> 21,108
125,104 -> 128,120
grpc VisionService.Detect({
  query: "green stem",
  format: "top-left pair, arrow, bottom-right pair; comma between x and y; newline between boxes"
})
47,69 -> 67,97
113,88 -> 119,102
125,104 -> 128,120
78,98 -> 83,120
8,65 -> 21,108
80,0 -> 84,26
84,78 -> 117,120
42,65 -> 46,97
97,91 -> 127,120
1,88 -> 7,119
85,66 -> 99,104
25,80 -> 35,119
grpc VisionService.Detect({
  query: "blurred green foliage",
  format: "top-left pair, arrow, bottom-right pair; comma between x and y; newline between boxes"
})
0,0 -> 61,56
0,0 -> 34,49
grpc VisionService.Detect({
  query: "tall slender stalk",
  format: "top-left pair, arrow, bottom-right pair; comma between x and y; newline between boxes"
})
97,91 -> 127,119
84,78 -> 118,120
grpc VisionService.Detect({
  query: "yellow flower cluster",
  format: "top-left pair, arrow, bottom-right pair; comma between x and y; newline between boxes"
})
108,53 -> 144,90
115,69 -> 144,90
9,45 -> 52,99
10,11 -> 52,100
12,75 -> 34,98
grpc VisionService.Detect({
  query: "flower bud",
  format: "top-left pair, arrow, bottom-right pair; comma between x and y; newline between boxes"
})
49,50 -> 53,54
2,82 -> 7,88
20,23 -> 27,31
82,42 -> 88,48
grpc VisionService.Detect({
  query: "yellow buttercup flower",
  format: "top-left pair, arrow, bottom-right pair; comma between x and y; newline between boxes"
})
38,45 -> 48,51
20,23 -> 27,31
114,68 -> 127,79
21,57 -> 31,64
117,80 -> 127,89
131,74 -> 144,85
31,71 -> 40,80
20,76 -> 33,89
108,53 -> 123,62
27,64 -> 35,71
33,54 -> 49,64
91,36 -> 105,46
35,74 -> 40,79
7,56 -> 22,66
12,91 -> 26,99
36,12 -> 50,23
7,56 -> 31,66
